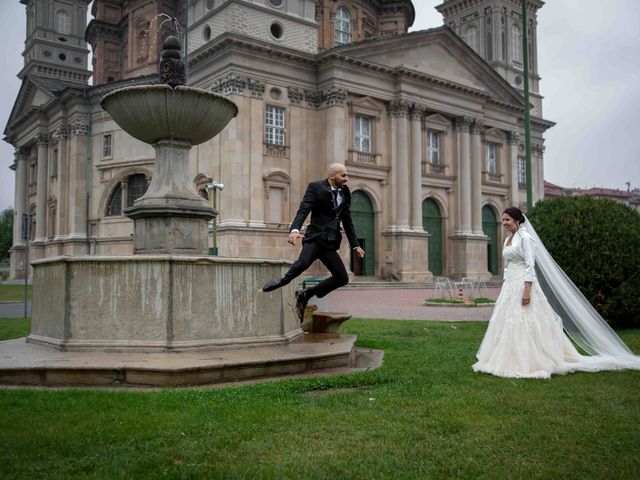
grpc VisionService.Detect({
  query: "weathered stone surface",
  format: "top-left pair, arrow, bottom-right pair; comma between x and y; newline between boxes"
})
310,311 -> 352,334
29,255 -> 300,351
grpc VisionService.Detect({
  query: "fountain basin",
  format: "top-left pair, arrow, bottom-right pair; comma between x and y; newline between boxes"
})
27,255 -> 301,351
100,85 -> 238,146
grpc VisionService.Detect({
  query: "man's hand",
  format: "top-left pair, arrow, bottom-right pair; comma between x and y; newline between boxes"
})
288,231 -> 303,245
354,247 -> 365,258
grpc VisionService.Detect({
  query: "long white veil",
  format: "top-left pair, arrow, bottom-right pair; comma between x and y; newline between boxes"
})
522,215 -> 640,366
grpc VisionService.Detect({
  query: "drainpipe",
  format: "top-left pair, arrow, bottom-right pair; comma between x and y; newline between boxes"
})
85,99 -> 92,254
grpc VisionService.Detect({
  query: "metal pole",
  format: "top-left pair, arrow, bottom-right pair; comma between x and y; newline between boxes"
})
210,190 -> 218,256
521,0 -> 533,211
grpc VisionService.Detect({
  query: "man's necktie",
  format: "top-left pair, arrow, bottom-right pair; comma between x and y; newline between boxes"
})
332,189 -> 339,209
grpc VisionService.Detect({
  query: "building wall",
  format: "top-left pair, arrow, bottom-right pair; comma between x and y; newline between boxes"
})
8,0 -> 550,281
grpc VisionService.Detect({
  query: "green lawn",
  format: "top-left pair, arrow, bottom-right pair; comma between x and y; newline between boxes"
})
0,284 -> 31,302
1,318 -> 639,479
0,317 -> 30,339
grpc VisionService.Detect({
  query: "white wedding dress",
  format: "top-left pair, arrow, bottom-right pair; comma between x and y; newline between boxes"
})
473,226 -> 640,379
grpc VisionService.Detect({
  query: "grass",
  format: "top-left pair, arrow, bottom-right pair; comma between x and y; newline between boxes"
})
1,318 -> 639,479
0,317 -> 30,340
425,297 -> 495,306
0,284 -> 32,302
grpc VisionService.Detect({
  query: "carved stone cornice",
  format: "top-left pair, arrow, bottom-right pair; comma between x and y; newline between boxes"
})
386,100 -> 411,118
507,130 -> 520,145
211,74 -> 247,95
14,148 -> 28,163
36,133 -> 50,145
247,78 -> 265,98
454,116 -> 474,132
532,144 -> 546,156
471,120 -> 484,135
304,90 -> 323,108
70,121 -> 89,136
288,87 -> 304,105
410,104 -> 424,121
323,87 -> 347,106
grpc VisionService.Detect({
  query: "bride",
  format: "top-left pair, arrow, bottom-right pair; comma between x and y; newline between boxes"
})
473,206 -> 640,379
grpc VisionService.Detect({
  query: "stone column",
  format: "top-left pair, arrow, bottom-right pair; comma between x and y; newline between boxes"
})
34,133 -> 49,242
390,101 -> 411,230
323,87 -> 348,169
533,144 -> 546,203
410,106 -> 424,230
12,149 -> 28,247
507,131 -> 520,207
9,149 -> 28,279
471,121 -> 483,234
380,101 -> 431,282
68,121 -> 89,246
52,127 -> 68,238
455,116 -> 473,234
248,78 -> 267,228
450,116 -> 489,279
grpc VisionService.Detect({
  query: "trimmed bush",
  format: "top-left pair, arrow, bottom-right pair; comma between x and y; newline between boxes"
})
529,197 -> 640,328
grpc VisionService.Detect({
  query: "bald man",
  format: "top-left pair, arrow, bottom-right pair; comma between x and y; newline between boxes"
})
261,163 -> 365,321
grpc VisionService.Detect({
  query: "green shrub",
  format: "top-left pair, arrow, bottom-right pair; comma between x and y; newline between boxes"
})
529,197 -> 640,328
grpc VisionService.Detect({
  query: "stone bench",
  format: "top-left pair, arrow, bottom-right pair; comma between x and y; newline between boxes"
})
302,305 -> 351,333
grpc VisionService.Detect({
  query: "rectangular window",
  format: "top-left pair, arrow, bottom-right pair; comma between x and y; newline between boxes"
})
518,155 -> 526,185
427,130 -> 440,164
103,134 -> 112,157
354,115 -> 372,153
486,142 -> 498,174
265,106 -> 285,146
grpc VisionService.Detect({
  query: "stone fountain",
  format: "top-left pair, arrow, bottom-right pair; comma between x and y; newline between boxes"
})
0,37 -> 369,387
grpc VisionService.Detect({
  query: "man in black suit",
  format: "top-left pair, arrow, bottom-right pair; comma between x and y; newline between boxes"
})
261,163 -> 365,320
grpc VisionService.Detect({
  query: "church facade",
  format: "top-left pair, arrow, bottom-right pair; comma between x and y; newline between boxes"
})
5,0 -> 552,282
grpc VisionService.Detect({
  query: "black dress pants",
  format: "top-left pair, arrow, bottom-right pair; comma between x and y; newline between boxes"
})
280,240 -> 349,298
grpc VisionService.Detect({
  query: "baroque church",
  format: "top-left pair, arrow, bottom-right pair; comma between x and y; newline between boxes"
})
5,0 -> 552,282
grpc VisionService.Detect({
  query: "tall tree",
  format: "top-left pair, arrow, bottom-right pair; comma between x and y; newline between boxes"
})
0,208 -> 14,261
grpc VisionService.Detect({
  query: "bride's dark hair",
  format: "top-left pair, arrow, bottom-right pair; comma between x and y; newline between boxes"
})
503,206 -> 526,224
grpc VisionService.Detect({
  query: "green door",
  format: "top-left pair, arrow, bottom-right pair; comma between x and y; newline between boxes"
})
482,205 -> 499,275
350,191 -> 375,276
422,198 -> 443,276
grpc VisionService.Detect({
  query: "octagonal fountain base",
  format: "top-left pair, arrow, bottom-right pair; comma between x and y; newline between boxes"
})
0,255 -> 380,387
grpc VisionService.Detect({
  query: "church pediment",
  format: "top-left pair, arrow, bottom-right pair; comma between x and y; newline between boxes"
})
4,77 -> 56,135
331,28 -> 524,108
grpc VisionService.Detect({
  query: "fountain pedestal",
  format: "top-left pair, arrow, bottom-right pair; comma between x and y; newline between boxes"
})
126,140 -> 214,255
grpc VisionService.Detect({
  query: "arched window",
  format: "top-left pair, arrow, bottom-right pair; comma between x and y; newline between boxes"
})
55,9 -> 70,35
334,7 -> 352,46
106,183 -> 123,216
105,174 -> 149,217
511,24 -> 522,63
463,25 -> 479,52
127,174 -> 148,207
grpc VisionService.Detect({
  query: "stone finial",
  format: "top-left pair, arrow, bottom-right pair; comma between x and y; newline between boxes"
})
159,35 -> 185,88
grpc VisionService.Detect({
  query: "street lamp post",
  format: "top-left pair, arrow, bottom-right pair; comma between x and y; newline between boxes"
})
204,181 -> 224,255
521,0 -> 533,211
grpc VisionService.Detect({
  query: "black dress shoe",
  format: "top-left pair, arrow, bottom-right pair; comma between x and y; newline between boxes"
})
295,291 -> 309,322
261,278 -> 284,292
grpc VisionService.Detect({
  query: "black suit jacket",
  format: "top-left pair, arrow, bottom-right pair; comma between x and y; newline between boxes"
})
290,179 -> 360,250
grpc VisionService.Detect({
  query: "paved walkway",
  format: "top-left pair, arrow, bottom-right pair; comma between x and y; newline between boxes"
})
0,301 -> 31,318
0,288 -> 500,322
313,287 -> 500,322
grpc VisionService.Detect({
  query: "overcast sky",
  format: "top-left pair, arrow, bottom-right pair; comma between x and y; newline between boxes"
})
1,0 -> 639,212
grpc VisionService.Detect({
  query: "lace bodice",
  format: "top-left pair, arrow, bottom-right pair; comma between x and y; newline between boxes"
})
503,229 -> 537,283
